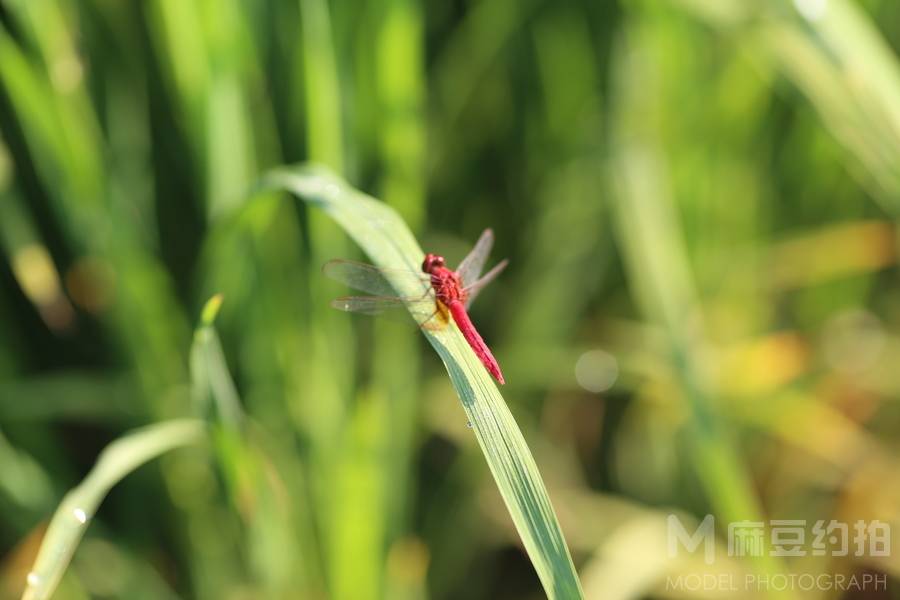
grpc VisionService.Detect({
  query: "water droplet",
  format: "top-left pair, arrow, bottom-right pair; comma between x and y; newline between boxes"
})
73,507 -> 88,524
466,421 -> 473,428
314,182 -> 339,197
26,572 -> 41,587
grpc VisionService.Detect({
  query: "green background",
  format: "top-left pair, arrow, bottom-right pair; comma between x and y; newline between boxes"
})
2,0 -> 900,598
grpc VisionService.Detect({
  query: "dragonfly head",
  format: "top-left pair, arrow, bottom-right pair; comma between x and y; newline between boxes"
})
422,253 -> 445,274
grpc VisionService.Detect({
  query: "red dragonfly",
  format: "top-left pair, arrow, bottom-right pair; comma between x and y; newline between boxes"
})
324,229 -> 508,384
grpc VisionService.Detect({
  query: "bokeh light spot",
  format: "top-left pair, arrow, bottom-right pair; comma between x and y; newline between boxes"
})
575,349 -> 619,393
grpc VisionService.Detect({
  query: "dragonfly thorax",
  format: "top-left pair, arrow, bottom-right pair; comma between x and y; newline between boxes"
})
423,253 -> 463,301
427,266 -> 465,305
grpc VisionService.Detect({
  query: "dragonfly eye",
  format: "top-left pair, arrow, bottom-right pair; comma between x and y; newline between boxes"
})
422,253 -> 446,273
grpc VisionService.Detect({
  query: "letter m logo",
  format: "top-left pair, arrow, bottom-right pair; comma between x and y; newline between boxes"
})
668,514 -> 716,564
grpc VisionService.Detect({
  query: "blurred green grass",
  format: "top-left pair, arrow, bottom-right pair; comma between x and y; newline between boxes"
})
2,0 -> 900,598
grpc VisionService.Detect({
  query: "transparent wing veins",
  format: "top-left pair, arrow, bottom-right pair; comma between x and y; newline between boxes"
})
323,259 -> 430,297
464,258 -> 508,308
330,295 -> 436,318
456,228 -> 494,287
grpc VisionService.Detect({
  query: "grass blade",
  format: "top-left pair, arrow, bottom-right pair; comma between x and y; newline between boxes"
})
299,0 -> 345,172
258,164 -> 584,599
190,294 -> 242,427
190,294 -> 320,594
673,0 -> 900,209
608,21 -> 794,598
20,420 -> 205,600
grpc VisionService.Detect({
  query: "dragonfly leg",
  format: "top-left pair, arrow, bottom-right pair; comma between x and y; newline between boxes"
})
419,308 -> 440,330
419,301 -> 449,331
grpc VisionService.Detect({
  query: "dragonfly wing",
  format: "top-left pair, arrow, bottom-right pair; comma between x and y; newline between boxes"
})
331,296 -> 439,323
456,228 -> 494,287
323,259 -> 430,296
464,259 -> 508,308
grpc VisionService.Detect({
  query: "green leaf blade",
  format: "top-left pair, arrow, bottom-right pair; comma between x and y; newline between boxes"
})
20,420 -> 205,600
258,164 -> 584,599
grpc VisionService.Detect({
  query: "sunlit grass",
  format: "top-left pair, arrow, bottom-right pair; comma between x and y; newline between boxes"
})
3,0 -> 900,597
259,165 -> 584,598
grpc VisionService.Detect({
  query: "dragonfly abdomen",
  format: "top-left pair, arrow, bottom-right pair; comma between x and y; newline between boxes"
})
447,300 -> 505,385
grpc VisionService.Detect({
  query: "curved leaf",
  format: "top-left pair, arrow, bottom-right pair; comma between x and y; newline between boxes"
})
258,164 -> 584,599
20,420 -> 205,600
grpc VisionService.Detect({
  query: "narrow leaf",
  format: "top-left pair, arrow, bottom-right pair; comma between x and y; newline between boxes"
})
20,420 -> 205,600
257,164 -> 584,599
